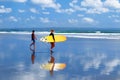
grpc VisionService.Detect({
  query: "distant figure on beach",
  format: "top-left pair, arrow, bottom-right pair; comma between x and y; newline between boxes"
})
30,30 -> 37,49
49,29 -> 55,51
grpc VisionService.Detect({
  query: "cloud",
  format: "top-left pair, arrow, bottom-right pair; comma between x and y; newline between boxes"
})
42,12 -> 50,15
104,0 -> 120,9
40,17 -> 50,23
81,0 -> 109,14
81,53 -> 106,71
81,0 -> 103,8
13,0 -> 27,3
0,5 -> 12,13
9,16 -> 18,22
30,8 -> 39,14
77,14 -> 84,17
69,0 -> 86,11
30,16 -> 36,20
31,0 -> 61,12
68,19 -> 78,24
13,63 -> 47,80
114,19 -> 120,23
18,9 -> 25,13
108,15 -> 119,18
80,0 -> 120,14
0,19 -> 3,23
82,17 -> 95,24
101,59 -> 120,75
61,8 -> 75,14
85,8 -> 109,14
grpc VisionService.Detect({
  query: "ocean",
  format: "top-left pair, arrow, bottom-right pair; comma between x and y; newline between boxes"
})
1,27 -> 120,40
0,27 -> 120,80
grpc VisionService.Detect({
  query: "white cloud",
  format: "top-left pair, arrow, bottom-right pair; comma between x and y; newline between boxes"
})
9,16 -> 18,22
81,0 -> 103,8
77,14 -> 84,17
0,19 -> 3,23
13,0 -> 27,3
80,0 -> 120,14
101,59 -> 120,75
82,17 -> 95,24
69,0 -> 86,11
18,9 -> 25,13
42,12 -> 50,15
62,8 -> 75,14
86,8 -> 109,14
31,0 -> 61,12
81,0 -> 109,14
114,19 -> 120,23
30,8 -> 39,14
108,15 -> 119,18
0,5 -> 12,13
13,63 -> 47,80
81,53 -> 106,71
104,0 -> 120,9
30,16 -> 35,20
40,17 -> 50,23
68,19 -> 78,24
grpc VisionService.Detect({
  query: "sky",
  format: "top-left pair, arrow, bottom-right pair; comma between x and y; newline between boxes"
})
0,0 -> 120,29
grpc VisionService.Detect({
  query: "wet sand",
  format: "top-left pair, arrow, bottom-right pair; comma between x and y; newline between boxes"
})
0,33 -> 120,80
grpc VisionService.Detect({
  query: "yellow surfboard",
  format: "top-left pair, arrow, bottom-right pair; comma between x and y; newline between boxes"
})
40,35 -> 67,42
40,63 -> 66,71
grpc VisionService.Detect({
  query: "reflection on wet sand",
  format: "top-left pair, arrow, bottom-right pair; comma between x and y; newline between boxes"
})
30,46 -> 36,64
48,52 -> 55,76
40,52 -> 66,76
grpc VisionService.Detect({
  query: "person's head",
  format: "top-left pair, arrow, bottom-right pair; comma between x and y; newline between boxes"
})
32,30 -> 35,33
50,29 -> 54,33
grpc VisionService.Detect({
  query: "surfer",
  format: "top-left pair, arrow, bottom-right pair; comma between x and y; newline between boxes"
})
49,29 -> 55,52
30,30 -> 37,49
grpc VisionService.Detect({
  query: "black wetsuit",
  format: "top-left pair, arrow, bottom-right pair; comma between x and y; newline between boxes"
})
49,32 -> 55,41
31,33 -> 35,42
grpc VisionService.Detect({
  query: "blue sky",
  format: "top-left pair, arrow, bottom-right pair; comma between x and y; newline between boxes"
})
0,0 -> 120,29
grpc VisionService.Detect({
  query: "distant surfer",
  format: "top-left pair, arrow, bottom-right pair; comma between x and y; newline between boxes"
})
30,30 -> 37,49
49,29 -> 55,52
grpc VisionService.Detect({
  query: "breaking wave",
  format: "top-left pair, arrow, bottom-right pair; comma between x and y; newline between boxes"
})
0,31 -> 120,40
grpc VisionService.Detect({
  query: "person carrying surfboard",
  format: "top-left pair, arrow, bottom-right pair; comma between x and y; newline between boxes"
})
30,30 -> 37,49
49,29 -> 55,51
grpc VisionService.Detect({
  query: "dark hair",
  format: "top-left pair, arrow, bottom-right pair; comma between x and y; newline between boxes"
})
32,30 -> 35,32
50,29 -> 54,32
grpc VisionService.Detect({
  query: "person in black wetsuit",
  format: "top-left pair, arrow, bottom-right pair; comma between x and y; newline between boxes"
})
30,30 -> 37,49
49,29 -> 55,51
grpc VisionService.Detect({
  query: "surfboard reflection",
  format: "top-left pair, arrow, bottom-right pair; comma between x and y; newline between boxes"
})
40,52 -> 66,76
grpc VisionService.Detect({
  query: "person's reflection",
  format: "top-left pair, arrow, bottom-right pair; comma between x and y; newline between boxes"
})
30,47 -> 35,64
48,52 -> 55,76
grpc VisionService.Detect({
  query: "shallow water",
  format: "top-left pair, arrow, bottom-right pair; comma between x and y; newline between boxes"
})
0,33 -> 120,80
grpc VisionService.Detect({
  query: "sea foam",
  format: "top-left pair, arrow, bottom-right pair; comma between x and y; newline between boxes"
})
0,31 -> 120,40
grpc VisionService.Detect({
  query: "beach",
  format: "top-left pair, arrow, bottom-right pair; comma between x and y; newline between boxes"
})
0,32 -> 120,80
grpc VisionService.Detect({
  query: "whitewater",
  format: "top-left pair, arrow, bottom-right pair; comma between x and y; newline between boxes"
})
0,31 -> 120,40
